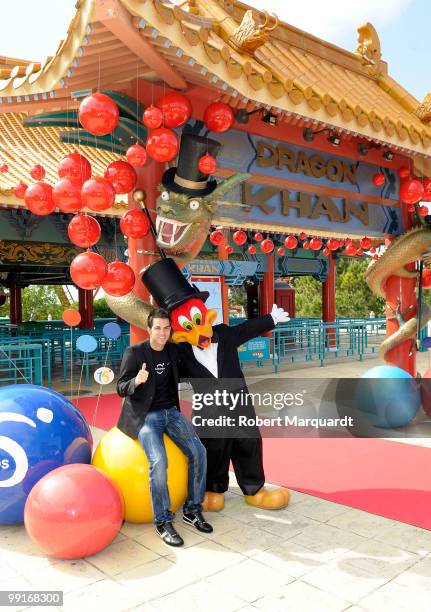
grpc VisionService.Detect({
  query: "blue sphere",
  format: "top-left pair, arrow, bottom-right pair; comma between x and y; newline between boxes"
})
0,385 -> 92,524
355,365 -> 420,429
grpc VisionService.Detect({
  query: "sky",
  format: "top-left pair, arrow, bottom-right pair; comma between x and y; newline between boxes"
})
0,0 -> 428,101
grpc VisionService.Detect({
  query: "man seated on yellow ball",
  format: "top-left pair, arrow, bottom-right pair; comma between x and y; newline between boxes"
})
116,307 -> 212,547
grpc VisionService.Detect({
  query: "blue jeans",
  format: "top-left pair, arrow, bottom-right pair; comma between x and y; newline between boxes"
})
138,407 -> 207,525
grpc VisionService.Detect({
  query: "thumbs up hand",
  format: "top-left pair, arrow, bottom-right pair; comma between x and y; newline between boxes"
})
135,362 -> 149,386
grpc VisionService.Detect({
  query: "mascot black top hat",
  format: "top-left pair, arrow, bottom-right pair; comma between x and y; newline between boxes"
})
141,258 -> 209,312
162,133 -> 221,197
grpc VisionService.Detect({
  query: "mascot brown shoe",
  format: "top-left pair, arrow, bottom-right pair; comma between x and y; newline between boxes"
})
202,491 -> 225,512
244,486 -> 290,510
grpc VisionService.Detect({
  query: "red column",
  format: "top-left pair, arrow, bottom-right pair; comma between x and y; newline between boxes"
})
127,160 -> 164,344
259,252 -> 274,337
78,288 -> 94,329
217,232 -> 229,324
322,253 -> 336,346
9,283 -> 22,325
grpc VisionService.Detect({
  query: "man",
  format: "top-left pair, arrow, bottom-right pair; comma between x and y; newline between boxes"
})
116,307 -> 212,547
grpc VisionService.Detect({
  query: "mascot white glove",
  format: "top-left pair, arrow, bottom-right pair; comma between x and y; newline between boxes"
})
271,304 -> 290,324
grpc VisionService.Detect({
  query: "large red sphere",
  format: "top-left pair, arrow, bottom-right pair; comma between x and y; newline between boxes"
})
299,232 -> 307,241
13,180 -> 28,199
142,104 -> 163,129
156,92 -> 192,128
204,102 -> 234,133
322,247 -> 330,256
254,232 -> 263,242
360,236 -> 372,250
309,237 -> 323,251
58,152 -> 91,185
104,161 -> 137,195
52,178 -> 83,213
372,172 -> 385,186
423,178 -> 431,202
68,214 -> 101,248
247,244 -> 257,255
232,230 -> 247,245
70,251 -> 107,290
78,92 -> 119,136
25,182 -> 54,216
345,243 -> 357,256
400,177 -> 424,204
102,261 -> 136,297
284,235 -> 298,249
302,241 -> 310,250
81,177 -> 115,211
30,164 -> 45,180
210,230 -> 224,246
327,238 -> 339,251
24,464 -> 123,559
422,269 -> 431,289
260,238 -> 274,254
146,128 -> 179,162
120,209 -> 150,239
419,205 -> 429,217
198,153 -> 217,175
126,144 -> 147,168
397,165 -> 410,179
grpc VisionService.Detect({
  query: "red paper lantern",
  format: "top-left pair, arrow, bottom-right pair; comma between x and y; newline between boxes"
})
407,204 -> 416,212
360,236 -> 372,250
372,172 -> 385,186
52,178 -> 83,213
232,230 -> 247,245
120,209 -> 150,239
58,153 -> 91,185
78,92 -> 119,136
277,247 -> 285,256
104,161 -> 137,195
24,182 -> 54,216
345,238 -> 352,245
356,249 -> 364,256
30,164 -> 45,180
345,244 -> 357,256
397,165 -> 410,178
13,180 -> 28,199
372,254 -> 379,260
70,251 -> 107,290
247,245 -> 257,255
126,144 -> 147,168
254,232 -> 263,242
0,163 -> 8,173
203,102 -> 234,133
423,178 -> 431,202
322,247 -> 330,256
400,177 -> 424,204
260,239 -> 274,254
225,245 -> 234,255
198,154 -> 217,175
309,237 -> 323,251
102,261 -> 136,296
418,205 -> 429,217
302,241 -> 310,250
146,128 -> 179,162
156,92 -> 192,128
210,230 -> 224,245
422,269 -> 431,289
81,177 -> 115,211
68,214 -> 101,248
370,247 -> 376,254
299,232 -> 307,241
327,238 -> 339,251
284,235 -> 298,249
142,105 -> 163,129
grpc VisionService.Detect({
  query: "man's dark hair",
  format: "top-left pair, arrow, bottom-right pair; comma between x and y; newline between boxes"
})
147,307 -> 170,329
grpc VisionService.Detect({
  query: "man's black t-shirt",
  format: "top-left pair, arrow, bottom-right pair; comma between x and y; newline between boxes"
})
149,347 -> 176,410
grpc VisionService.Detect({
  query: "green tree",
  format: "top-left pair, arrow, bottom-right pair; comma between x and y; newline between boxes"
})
293,275 -> 322,316
93,298 -> 115,318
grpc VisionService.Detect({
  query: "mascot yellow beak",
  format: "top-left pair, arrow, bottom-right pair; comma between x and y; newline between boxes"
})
172,308 -> 217,348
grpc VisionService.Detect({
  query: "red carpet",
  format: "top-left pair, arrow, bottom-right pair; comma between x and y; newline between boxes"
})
76,394 -> 431,530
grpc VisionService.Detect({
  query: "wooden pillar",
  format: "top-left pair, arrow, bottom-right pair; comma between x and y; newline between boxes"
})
259,252 -> 274,316
78,288 -> 94,329
217,232 -> 229,324
9,283 -> 22,325
127,160 -> 164,344
322,253 -> 336,346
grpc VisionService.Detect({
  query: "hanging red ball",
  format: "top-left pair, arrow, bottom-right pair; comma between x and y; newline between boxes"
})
225,245 -> 234,255
360,236 -> 372,250
418,205 -> 429,217
372,172 -> 385,186
299,232 -> 307,241
407,204 -> 416,212
78,92 -> 119,136
309,237 -> 323,251
70,251 -> 107,290
126,144 -> 147,168
156,92 -> 192,128
422,269 -> 431,289
327,238 -> 339,251
58,153 -> 91,185
322,247 -> 330,256
146,128 -> 179,162
247,244 -> 257,255
277,247 -> 285,256
345,238 -> 352,245
204,102 -> 234,133
210,230 -> 224,245
30,164 -> 45,181
400,177 -> 424,204
232,230 -> 247,245
260,239 -> 274,254
102,261 -> 136,296
104,161 -> 137,195
198,153 -> 217,175
81,177 -> 115,211
372,254 -> 379,260
254,232 -> 263,242
25,182 -> 54,216
120,209 -> 150,239
370,247 -> 376,253
397,165 -> 410,179
356,249 -> 364,256
302,241 -> 310,250
13,180 -> 28,199
52,178 -> 83,213
142,105 -> 163,129
345,244 -> 357,256
423,178 -> 431,202
68,214 -> 101,248
284,235 -> 298,249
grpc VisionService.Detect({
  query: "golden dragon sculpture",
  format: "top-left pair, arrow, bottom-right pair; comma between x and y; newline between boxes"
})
365,226 -> 431,359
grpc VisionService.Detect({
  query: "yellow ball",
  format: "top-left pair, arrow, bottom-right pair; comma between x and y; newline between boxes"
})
92,427 -> 188,523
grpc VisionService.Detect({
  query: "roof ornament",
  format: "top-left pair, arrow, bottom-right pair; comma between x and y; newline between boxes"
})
228,9 -> 279,54
355,22 -> 382,77
415,93 -> 431,125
